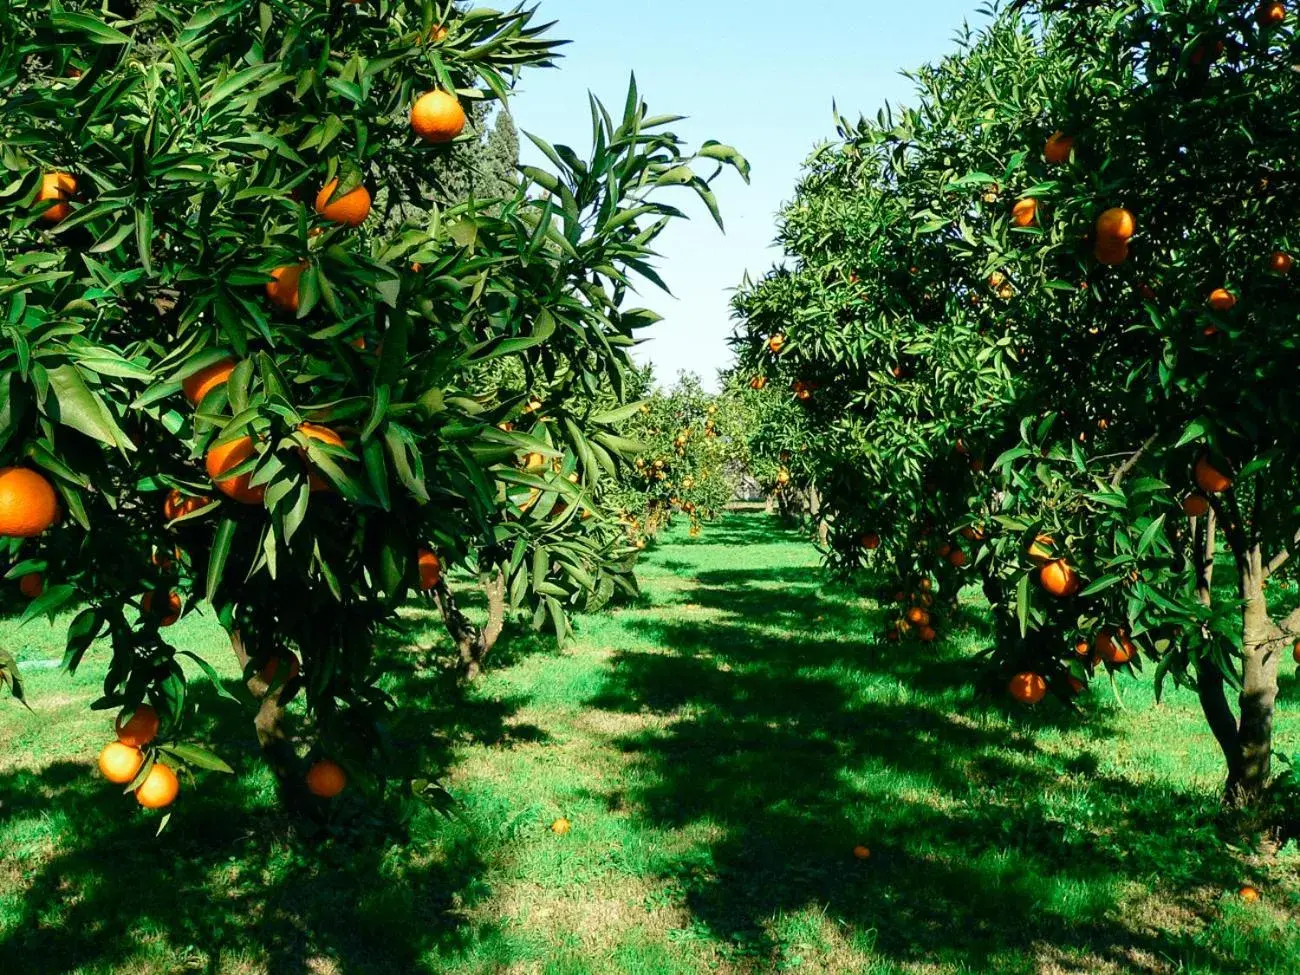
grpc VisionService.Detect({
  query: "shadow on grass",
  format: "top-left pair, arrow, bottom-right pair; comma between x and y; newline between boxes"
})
0,621 -> 554,974
584,522 -> 1279,973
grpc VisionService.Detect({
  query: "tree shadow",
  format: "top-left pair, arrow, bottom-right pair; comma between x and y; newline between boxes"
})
0,624 -> 549,974
583,549 -> 1279,973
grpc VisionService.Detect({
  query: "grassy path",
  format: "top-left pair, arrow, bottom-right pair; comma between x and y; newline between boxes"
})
1,514 -> 1298,973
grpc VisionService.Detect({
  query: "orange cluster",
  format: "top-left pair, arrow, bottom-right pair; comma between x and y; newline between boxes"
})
96,704 -> 180,809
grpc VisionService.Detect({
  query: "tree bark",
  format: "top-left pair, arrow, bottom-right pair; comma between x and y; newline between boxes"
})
229,630 -> 300,783
434,570 -> 506,680
1228,545 -> 1282,804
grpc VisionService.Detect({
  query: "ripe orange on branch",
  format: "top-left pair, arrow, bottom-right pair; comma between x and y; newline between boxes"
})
266,263 -> 306,314
1009,672 -> 1047,704
418,548 -> 442,590
0,467 -> 59,537
1257,2 -> 1286,27
1207,288 -> 1237,311
1040,559 -> 1081,597
206,436 -> 266,504
163,488 -> 211,521
1011,198 -> 1038,227
314,178 -> 372,227
181,358 -> 236,405
142,591 -> 183,626
1182,494 -> 1210,517
298,422 -> 345,492
35,172 -> 77,223
116,704 -> 160,747
411,90 -> 467,143
1268,250 -> 1292,274
136,763 -> 180,808
1095,207 -> 1136,242
306,759 -> 347,798
98,742 -> 144,784
1095,628 -> 1135,665
18,573 -> 43,598
1044,131 -> 1074,164
1193,456 -> 1232,494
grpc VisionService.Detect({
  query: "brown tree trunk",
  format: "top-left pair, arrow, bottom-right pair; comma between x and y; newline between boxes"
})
229,630 -> 301,785
434,570 -> 506,680
1228,545 -> 1282,804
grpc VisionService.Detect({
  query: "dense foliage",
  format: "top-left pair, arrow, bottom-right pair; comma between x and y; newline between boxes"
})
733,0 -> 1300,812
0,0 -> 746,803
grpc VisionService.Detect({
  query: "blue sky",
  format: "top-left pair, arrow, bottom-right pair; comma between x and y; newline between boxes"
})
507,0 -> 990,390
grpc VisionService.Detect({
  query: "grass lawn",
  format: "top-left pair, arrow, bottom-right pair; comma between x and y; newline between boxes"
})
1,513 -> 1298,974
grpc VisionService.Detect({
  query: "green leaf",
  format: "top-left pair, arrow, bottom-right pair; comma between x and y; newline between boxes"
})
51,12 -> 132,45
160,742 -> 234,774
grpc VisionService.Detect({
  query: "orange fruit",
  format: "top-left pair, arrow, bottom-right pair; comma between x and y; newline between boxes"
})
1182,494 -> 1210,517
905,606 -> 930,627
1066,676 -> 1086,695
1094,238 -> 1129,265
1027,534 -> 1055,565
1011,198 -> 1037,227
1009,672 -> 1047,704
1095,628 -> 1135,665
298,422 -> 344,492
411,90 -> 467,143
18,572 -> 43,598
749,376 -> 768,390
860,533 -> 881,550
551,817 -> 571,835
1239,884 -> 1261,902
0,467 -> 59,538
1208,288 -> 1237,311
1292,639 -> 1300,664
163,488 -> 211,521
314,178 -> 371,227
1095,207 -> 1136,242
206,436 -> 266,504
260,652 -> 301,685
98,742 -> 144,784
1074,639 -> 1090,657
307,759 -> 347,798
1044,131 -> 1074,164
918,625 -> 937,642
1257,2 -> 1285,27
1194,456 -> 1232,494
35,172 -> 77,223
852,844 -> 871,860
1040,559 -> 1081,598
768,335 -> 785,354
181,358 -> 236,405
1269,250 -> 1293,274
135,763 -> 180,808
947,549 -> 967,568
417,548 -> 442,591
116,704 -> 160,747
266,263 -> 306,314
429,24 -> 449,42
142,591 -> 182,626
918,578 -> 933,593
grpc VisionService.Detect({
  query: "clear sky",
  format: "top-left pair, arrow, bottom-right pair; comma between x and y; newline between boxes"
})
507,0 -> 989,390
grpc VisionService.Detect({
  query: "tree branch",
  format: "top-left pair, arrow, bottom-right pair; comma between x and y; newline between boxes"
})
1110,434 -> 1157,490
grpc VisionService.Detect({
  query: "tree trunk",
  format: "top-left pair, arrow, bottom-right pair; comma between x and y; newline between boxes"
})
229,630 -> 301,786
805,483 -> 830,546
434,570 -> 506,680
1227,545 -> 1282,804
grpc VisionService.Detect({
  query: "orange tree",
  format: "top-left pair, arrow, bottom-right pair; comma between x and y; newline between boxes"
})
0,0 -> 745,808
606,369 -> 741,544
733,0 -> 1300,814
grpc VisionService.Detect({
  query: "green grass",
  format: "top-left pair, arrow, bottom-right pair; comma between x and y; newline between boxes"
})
1,513 -> 1298,974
